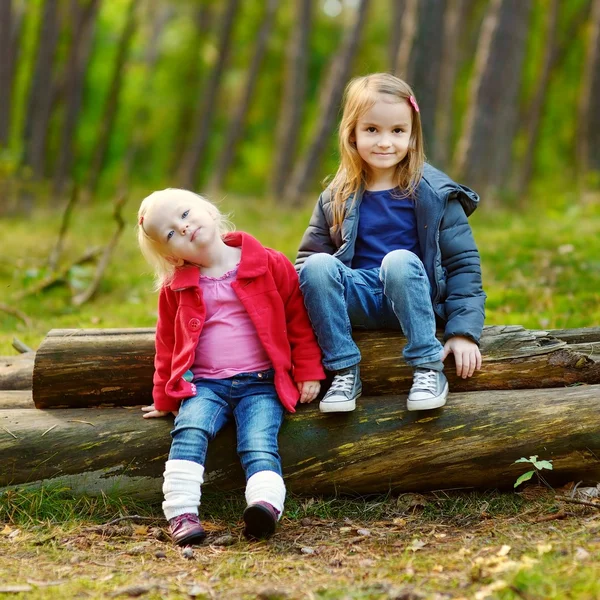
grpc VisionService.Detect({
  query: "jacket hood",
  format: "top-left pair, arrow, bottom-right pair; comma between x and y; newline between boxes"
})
421,163 -> 480,216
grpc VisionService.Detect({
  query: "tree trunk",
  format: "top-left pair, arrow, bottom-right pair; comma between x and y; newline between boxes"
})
53,0 -> 101,198
31,326 -> 600,409
271,0 -> 312,198
578,0 -> 600,179
0,354 -> 35,391
177,0 -> 240,190
85,0 -> 138,200
454,0 -> 532,198
209,0 -> 279,192
0,0 -> 13,146
21,0 -> 61,180
388,0 -> 406,73
285,0 -> 370,205
393,0 -> 417,79
2,384 -> 599,499
406,0 -> 446,159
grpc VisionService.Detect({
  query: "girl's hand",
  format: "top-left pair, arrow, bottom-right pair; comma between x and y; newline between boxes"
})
441,336 -> 482,379
297,380 -> 321,403
141,404 -> 179,419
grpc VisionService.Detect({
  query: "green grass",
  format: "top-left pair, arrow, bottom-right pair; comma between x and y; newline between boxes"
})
1,192 -> 599,354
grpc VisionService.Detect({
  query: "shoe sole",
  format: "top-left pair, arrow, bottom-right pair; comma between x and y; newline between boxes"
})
174,530 -> 207,547
406,382 -> 449,412
319,391 -> 362,413
243,504 -> 276,540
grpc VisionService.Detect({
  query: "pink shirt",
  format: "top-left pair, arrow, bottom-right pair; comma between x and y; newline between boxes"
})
191,266 -> 272,380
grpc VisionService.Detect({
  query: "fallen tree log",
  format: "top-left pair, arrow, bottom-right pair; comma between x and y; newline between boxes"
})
32,326 -> 600,408
0,354 -> 34,391
0,391 -> 33,409
2,385 -> 599,500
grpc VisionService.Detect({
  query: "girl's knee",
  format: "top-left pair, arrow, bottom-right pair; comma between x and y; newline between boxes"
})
299,253 -> 339,286
380,250 -> 423,282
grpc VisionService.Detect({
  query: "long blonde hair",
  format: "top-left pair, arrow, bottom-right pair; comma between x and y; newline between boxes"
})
137,188 -> 234,290
329,73 -> 425,229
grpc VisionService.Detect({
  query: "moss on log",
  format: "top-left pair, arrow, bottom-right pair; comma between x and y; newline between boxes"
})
2,385 -> 599,500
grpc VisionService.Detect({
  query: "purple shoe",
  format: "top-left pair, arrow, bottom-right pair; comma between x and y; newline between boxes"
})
168,513 -> 206,546
243,501 -> 279,540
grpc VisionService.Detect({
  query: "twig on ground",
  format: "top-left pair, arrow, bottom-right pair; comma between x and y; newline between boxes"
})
0,304 -> 32,328
556,495 -> 600,510
12,247 -> 102,301
533,510 -> 568,523
72,193 -> 127,307
48,185 -> 79,272
105,515 -> 161,526
12,337 -> 34,353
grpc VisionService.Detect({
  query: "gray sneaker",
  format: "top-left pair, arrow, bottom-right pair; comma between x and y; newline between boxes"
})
407,368 -> 448,411
319,365 -> 362,413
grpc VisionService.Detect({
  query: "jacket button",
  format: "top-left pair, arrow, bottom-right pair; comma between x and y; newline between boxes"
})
189,318 -> 200,330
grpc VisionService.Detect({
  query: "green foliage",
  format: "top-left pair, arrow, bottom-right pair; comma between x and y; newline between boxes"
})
514,455 -> 554,488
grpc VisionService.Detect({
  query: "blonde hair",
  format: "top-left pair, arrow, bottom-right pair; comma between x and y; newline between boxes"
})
329,73 -> 425,229
137,188 -> 234,290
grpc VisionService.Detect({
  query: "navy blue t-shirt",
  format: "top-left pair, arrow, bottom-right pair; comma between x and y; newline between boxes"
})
351,188 -> 421,270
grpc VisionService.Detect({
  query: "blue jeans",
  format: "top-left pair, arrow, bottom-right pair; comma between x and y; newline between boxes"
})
299,251 -> 444,371
169,369 -> 285,479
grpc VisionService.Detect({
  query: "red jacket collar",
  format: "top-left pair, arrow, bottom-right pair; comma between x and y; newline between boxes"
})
169,232 -> 268,290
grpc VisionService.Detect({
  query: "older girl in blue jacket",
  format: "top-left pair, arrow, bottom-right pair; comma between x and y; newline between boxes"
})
296,73 -> 486,413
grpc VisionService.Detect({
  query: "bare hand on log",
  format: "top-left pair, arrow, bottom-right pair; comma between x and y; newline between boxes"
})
141,404 -> 178,419
297,380 -> 321,403
442,335 -> 482,378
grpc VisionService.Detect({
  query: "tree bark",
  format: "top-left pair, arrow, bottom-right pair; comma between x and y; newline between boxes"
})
393,0 -> 417,79
388,0 -> 406,73
209,0 -> 279,192
0,391 -> 33,409
0,0 -> 13,146
85,0 -> 138,200
53,0 -> 101,198
0,354 -> 35,391
271,0 -> 312,198
454,0 -> 532,198
285,0 -> 370,205
21,0 -> 61,180
177,0 -> 240,190
2,385 -> 599,499
32,326 -> 600,409
578,0 -> 600,178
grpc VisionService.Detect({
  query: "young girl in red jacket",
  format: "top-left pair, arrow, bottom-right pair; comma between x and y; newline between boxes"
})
137,188 -> 324,546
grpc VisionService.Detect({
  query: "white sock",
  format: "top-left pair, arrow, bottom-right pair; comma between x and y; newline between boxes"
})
245,470 -> 286,520
162,459 -> 204,521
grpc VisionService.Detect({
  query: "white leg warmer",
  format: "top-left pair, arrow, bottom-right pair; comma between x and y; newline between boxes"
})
245,470 -> 286,520
162,459 -> 205,521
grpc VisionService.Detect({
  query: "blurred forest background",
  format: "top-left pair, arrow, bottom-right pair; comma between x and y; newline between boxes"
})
0,0 -> 599,351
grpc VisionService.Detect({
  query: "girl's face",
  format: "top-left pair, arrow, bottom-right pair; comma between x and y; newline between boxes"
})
144,196 -> 218,264
353,95 -> 413,184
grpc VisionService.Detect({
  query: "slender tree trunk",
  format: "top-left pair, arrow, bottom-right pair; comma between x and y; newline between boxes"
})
388,0 -> 406,72
167,3 -> 213,177
393,0 -> 418,79
434,0 -> 470,169
53,0 -> 101,199
85,0 -> 138,200
177,0 -> 240,190
407,0 -> 446,159
21,0 -> 61,180
271,0 -> 312,198
286,0 -> 370,205
454,0 -> 532,199
578,0 -> 600,179
209,0 -> 279,192
515,0 -> 560,197
0,0 -> 13,146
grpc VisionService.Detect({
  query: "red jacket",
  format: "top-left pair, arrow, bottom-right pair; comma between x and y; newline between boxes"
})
153,231 -> 325,413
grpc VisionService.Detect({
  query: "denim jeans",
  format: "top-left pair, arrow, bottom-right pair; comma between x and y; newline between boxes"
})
299,250 -> 444,371
169,369 -> 285,479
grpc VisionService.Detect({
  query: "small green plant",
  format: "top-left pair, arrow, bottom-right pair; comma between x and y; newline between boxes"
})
514,455 -> 553,488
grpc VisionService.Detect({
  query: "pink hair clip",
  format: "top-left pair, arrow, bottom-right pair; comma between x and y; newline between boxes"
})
138,216 -> 144,225
409,95 -> 420,113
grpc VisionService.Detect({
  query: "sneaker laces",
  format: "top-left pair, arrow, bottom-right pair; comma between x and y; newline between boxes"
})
412,369 -> 437,393
329,372 -> 355,394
